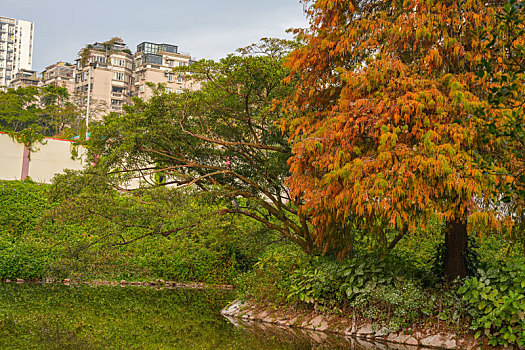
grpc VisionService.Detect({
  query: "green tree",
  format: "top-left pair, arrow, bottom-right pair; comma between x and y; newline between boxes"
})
0,86 -> 82,145
82,39 -> 317,252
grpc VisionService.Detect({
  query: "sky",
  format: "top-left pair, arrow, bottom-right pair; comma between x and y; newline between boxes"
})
1,0 -> 309,72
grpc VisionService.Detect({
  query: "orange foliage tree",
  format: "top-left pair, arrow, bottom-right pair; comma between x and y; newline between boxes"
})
285,0 -> 508,280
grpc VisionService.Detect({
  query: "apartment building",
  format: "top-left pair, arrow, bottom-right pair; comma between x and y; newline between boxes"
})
42,62 -> 75,96
9,69 -> 39,89
71,39 -> 199,120
133,42 -> 197,100
74,40 -> 133,118
0,16 -> 34,88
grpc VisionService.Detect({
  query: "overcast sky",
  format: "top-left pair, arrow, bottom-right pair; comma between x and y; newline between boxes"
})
1,0 -> 308,72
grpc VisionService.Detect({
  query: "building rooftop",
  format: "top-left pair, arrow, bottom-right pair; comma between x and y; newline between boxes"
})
136,42 -> 178,55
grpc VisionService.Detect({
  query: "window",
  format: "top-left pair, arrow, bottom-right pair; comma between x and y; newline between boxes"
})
113,72 -> 124,81
178,61 -> 186,67
167,73 -> 174,82
167,60 -> 174,67
93,55 -> 106,64
165,87 -> 173,93
113,58 -> 125,66
177,76 -> 183,83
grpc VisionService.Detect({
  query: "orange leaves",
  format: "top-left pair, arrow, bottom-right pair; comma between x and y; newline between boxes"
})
284,0 -> 506,253
424,49 -> 443,71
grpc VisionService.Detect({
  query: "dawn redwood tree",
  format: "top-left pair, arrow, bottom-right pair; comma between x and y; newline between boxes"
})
285,0 -> 509,280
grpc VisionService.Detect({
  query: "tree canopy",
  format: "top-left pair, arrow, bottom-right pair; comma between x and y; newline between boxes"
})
285,0 -> 512,279
0,85 -> 81,145
84,39 -> 317,252
475,0 -> 525,248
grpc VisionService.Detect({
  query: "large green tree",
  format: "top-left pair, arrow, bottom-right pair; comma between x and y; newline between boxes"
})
83,39 -> 317,252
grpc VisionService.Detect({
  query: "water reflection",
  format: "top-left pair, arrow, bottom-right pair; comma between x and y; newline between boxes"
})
0,283 -> 418,349
226,316 -> 419,350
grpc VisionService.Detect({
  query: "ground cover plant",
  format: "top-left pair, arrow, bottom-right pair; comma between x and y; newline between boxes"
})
0,179 -> 272,284
237,230 -> 523,346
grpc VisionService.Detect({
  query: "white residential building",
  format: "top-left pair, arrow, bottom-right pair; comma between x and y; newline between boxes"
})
0,16 -> 34,88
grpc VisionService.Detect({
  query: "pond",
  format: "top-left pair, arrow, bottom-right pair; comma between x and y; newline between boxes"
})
0,283 -> 401,349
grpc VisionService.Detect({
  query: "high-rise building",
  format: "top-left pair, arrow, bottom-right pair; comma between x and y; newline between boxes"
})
0,16 -> 34,88
133,42 -> 198,100
42,62 -> 76,96
74,39 -> 134,118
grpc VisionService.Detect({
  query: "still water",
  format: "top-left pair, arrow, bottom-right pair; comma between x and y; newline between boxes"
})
0,283 -> 401,349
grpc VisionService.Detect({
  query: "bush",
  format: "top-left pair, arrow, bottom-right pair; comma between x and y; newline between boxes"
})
0,180 -> 51,238
0,179 -> 274,284
236,244 -> 309,303
459,260 -> 525,347
0,244 -> 47,280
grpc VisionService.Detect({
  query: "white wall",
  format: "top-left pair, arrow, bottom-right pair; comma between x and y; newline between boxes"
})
0,133 -> 85,183
0,133 -> 25,180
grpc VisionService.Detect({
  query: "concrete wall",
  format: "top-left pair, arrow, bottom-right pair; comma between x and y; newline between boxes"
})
0,133 -> 85,183
0,133 -> 25,180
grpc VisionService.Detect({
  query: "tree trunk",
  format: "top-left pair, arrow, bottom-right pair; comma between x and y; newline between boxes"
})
444,217 -> 468,281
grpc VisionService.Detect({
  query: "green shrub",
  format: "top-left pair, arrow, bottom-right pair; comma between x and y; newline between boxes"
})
236,244 -> 309,303
0,180 -> 51,238
0,246 -> 47,280
459,260 -> 525,347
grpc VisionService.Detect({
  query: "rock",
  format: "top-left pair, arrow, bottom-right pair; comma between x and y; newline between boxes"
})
16,279 -> 24,283
307,315 -> 329,331
240,309 -> 254,320
300,316 -> 313,329
385,333 -> 418,346
285,316 -> 298,327
221,300 -> 244,316
413,331 -> 424,340
375,327 -> 390,338
356,324 -> 375,338
262,316 -> 276,324
420,334 -> 456,349
344,325 -> 356,336
405,336 -> 419,346
63,279 -> 71,283
257,311 -> 269,320
5,279 -> 11,283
